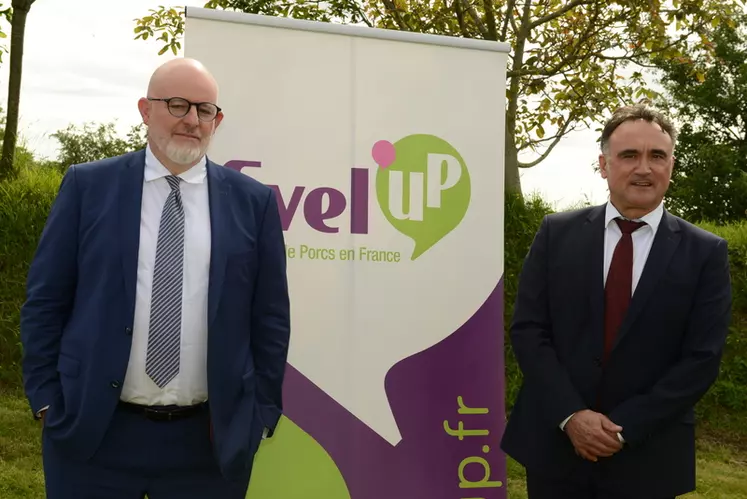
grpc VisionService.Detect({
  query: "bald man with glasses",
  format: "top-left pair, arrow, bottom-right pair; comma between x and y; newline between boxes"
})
20,57 -> 291,499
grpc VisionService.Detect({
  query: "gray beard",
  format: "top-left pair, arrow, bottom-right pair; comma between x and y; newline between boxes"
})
165,141 -> 206,165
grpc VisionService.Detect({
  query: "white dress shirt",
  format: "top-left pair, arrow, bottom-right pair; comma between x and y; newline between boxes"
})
602,201 -> 664,291
120,146 -> 212,406
559,201 -> 664,441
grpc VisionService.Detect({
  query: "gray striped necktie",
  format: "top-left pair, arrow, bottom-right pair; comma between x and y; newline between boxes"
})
145,175 -> 184,388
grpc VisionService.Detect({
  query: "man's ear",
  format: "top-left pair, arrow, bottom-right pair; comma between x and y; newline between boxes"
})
599,154 -> 608,179
138,97 -> 151,125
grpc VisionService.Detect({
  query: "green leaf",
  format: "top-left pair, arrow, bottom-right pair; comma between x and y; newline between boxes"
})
158,45 -> 168,55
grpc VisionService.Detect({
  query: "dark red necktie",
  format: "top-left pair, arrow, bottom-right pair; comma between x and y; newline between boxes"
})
603,218 -> 647,363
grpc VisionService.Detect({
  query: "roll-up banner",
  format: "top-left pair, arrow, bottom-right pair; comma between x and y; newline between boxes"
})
185,7 -> 510,497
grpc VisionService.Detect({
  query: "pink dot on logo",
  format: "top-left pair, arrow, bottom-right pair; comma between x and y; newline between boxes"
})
372,140 -> 396,168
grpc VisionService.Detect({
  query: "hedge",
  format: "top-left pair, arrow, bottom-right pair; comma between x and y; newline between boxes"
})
1,166 -> 745,422
0,165 -> 64,388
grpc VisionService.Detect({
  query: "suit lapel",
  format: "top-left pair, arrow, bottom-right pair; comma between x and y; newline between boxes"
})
585,205 -> 607,352
119,150 -> 146,320
206,159 -> 230,329
612,210 -> 681,351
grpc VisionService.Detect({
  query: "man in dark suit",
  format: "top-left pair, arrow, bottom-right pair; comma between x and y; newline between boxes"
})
20,57 -> 291,498
500,103 -> 732,498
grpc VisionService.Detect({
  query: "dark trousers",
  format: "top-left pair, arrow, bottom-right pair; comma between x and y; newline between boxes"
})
526,470 -> 675,499
42,403 -> 251,499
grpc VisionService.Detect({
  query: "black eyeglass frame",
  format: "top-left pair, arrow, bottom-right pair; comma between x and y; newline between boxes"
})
147,97 -> 222,122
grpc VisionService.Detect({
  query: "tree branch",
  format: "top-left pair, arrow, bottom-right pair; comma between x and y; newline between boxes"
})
483,0 -> 498,40
350,0 -> 373,27
381,0 -> 411,31
596,19 -> 712,68
561,70 -> 592,103
499,0 -> 515,42
519,115 -> 577,168
459,0 -> 489,38
454,0 -> 473,38
591,38 -> 688,63
510,6 -> 617,78
529,0 -> 592,30
723,124 -> 742,143
510,7 -> 519,34
526,130 -> 571,145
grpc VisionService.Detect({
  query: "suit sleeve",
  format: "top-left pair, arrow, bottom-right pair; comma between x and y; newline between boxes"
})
510,215 -> 587,428
609,237 -> 731,447
250,187 -> 291,437
20,166 -> 80,418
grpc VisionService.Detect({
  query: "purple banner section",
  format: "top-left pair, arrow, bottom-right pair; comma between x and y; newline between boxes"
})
283,278 -> 506,498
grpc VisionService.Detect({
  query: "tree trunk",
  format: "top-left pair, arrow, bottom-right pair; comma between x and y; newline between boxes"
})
504,131 -> 521,196
503,0 -> 532,198
0,0 -> 33,181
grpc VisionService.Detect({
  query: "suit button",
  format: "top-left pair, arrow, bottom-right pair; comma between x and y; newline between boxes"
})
110,381 -> 121,388
593,357 -> 602,367
125,327 -> 132,335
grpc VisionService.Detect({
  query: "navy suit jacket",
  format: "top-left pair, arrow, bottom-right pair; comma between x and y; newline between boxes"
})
500,204 -> 731,497
20,149 -> 291,481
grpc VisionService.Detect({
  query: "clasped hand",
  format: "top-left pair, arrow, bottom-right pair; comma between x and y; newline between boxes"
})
565,409 -> 623,462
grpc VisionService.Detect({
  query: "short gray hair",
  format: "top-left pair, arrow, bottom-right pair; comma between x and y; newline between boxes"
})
600,101 -> 677,156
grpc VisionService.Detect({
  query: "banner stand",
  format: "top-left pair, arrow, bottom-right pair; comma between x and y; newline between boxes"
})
185,8 -> 510,498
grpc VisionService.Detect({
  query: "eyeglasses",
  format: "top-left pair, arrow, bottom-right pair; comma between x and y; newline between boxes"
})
147,97 -> 222,122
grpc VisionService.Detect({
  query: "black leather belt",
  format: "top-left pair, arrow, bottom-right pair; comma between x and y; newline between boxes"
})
118,401 -> 207,421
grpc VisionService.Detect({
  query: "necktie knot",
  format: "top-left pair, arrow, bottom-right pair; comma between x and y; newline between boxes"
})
165,175 -> 182,192
615,218 -> 646,235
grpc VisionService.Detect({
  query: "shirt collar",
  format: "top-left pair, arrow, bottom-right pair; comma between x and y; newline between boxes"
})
144,143 -> 207,184
605,199 -> 664,234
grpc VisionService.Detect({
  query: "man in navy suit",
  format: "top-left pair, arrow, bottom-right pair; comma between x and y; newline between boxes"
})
500,103 -> 732,498
20,57 -> 291,498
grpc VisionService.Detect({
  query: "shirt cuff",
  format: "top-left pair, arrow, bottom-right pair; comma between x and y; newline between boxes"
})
559,413 -> 575,431
35,405 -> 49,419
617,432 -> 625,444
262,427 -> 269,439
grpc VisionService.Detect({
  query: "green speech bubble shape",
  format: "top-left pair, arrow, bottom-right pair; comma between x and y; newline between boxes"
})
374,134 -> 471,260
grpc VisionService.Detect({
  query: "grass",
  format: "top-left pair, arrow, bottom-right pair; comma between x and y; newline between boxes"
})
0,392 -> 45,498
1,390 -> 746,498
502,438 -> 747,499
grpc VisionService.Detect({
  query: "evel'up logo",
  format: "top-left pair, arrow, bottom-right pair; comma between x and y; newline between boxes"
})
372,134 -> 471,260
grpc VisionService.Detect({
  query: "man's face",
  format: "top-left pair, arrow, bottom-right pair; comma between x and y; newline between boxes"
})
599,119 -> 674,218
139,75 -> 223,166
